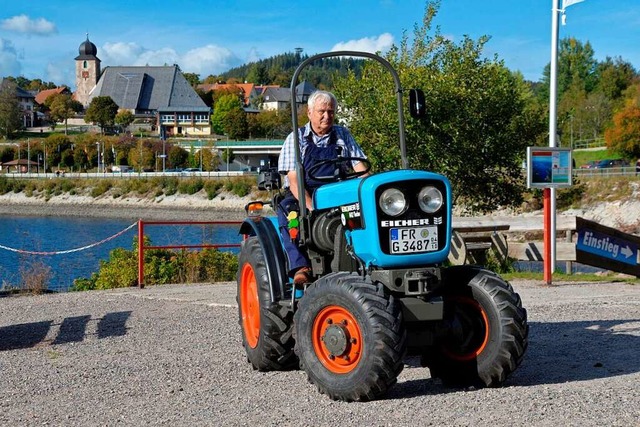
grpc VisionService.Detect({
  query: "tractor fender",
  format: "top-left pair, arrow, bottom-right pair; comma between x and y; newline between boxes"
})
239,217 -> 289,303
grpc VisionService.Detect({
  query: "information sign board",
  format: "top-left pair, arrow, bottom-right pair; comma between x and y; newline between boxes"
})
527,147 -> 572,188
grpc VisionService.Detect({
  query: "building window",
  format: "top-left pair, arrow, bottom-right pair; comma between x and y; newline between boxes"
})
177,114 -> 191,123
160,114 -> 175,124
194,114 -> 208,124
83,60 -> 87,68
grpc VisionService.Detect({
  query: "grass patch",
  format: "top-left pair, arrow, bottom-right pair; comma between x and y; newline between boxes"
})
503,271 -> 639,283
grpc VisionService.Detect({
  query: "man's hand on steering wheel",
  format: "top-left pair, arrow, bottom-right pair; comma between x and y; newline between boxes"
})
306,156 -> 371,183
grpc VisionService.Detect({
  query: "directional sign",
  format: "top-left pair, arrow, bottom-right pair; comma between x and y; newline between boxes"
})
575,217 -> 640,277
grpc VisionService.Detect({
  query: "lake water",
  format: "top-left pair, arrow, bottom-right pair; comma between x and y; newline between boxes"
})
0,216 -> 243,291
0,215 -> 604,292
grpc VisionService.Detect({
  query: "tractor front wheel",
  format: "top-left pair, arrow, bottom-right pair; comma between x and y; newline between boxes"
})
426,266 -> 528,387
237,236 -> 296,371
294,272 -> 406,401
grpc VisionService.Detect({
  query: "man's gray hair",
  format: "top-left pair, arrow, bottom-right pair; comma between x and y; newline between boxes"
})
307,90 -> 337,111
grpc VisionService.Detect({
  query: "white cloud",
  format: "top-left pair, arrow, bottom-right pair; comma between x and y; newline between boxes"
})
100,42 -> 146,66
100,42 -> 240,77
180,45 -> 240,76
1,15 -> 57,35
0,38 -> 22,77
331,33 -> 395,54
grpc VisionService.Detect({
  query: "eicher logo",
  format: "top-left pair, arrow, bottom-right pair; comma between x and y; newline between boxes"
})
341,203 -> 362,230
380,218 -> 430,228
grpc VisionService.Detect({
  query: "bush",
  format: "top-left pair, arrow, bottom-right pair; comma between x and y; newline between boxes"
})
73,236 -> 238,290
178,178 -> 204,195
204,180 -> 224,199
224,178 -> 252,197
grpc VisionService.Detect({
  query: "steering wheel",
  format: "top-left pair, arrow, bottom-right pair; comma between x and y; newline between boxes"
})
306,156 -> 371,183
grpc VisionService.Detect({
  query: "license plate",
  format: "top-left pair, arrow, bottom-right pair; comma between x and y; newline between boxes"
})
390,227 -> 438,254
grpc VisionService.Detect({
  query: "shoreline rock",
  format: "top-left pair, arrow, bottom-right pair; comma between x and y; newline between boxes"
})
0,192 -> 253,221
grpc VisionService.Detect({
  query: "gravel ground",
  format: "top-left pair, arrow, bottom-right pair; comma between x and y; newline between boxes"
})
1,279 -> 639,427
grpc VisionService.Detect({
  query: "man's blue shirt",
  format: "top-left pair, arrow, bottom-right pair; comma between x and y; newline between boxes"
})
277,123 -> 366,188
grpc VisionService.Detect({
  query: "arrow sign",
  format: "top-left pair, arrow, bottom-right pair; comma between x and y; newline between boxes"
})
575,217 -> 640,277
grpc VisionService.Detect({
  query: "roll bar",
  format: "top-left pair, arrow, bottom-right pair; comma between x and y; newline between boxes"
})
289,51 -> 409,243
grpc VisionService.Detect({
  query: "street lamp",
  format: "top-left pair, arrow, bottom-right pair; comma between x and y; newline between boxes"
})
96,141 -> 101,174
545,0 -> 586,283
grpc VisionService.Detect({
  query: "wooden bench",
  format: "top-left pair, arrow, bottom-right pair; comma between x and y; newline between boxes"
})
448,225 -> 510,266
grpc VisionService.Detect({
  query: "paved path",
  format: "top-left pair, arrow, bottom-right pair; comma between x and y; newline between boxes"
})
1,279 -> 638,426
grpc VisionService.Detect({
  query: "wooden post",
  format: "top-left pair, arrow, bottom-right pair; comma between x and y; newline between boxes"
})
565,230 -> 573,274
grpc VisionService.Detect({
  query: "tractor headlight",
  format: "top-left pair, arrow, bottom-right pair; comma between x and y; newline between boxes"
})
379,188 -> 407,216
418,186 -> 443,213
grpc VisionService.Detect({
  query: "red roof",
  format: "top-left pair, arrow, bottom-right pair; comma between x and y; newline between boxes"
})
35,87 -> 71,105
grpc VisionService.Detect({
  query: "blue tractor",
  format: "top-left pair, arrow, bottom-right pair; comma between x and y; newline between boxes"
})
237,51 -> 528,401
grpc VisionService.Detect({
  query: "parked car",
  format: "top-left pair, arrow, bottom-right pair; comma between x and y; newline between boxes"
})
579,160 -> 597,169
594,159 -> 629,169
181,168 -> 202,175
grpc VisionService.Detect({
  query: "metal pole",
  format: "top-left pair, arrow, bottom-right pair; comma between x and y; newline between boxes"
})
162,138 -> 166,172
546,0 -> 562,281
543,188 -> 552,284
138,220 -> 145,289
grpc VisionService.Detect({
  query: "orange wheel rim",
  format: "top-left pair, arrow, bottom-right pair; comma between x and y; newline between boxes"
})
312,305 -> 363,374
240,262 -> 260,348
443,296 -> 490,361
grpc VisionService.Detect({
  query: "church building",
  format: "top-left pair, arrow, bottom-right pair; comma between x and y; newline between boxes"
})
74,36 -> 211,137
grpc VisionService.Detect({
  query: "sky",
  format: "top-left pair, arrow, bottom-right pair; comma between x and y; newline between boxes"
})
1,0 -> 639,89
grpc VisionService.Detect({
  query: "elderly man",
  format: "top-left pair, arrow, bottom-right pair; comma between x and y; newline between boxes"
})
277,90 -> 368,285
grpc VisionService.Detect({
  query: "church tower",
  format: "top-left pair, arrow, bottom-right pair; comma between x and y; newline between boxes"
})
74,35 -> 101,107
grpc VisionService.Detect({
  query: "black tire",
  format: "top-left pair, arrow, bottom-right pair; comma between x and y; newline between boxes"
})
426,266 -> 528,387
236,236 -> 297,371
293,272 -> 406,401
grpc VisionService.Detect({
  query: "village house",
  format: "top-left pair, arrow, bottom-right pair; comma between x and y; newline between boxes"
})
0,78 -> 36,128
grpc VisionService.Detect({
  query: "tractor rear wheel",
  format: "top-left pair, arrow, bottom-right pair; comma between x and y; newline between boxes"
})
237,236 -> 296,370
294,272 -> 406,401
426,266 -> 528,387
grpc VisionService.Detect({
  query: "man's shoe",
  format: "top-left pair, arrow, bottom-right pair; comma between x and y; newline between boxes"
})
293,267 -> 312,285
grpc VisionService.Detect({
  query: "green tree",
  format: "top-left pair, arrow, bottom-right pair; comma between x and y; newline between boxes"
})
211,94 -> 243,135
224,108 -> 249,139
333,0 -> 545,212
220,146 -> 235,164
168,145 -> 189,169
0,146 -> 15,162
128,140 -> 155,171
183,72 -> 201,88
114,110 -> 135,131
0,80 -> 23,139
246,63 -> 269,85
73,147 -> 89,171
84,96 -> 119,133
47,93 -> 83,135
199,146 -> 220,171
594,57 -> 637,104
539,37 -> 598,103
61,148 -> 75,169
